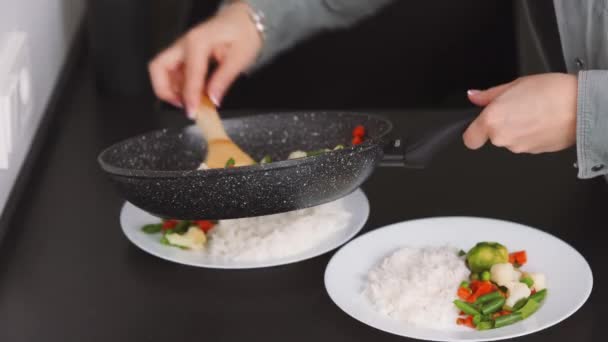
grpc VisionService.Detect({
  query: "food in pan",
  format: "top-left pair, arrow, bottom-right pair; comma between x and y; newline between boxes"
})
140,200 -> 351,262
352,124 -> 365,145
262,144 -> 345,164
258,125 -> 365,165
198,125 -> 367,170
364,242 -> 547,331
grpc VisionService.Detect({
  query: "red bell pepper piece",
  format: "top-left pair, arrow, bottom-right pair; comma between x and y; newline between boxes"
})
457,315 -> 475,328
467,281 -> 494,303
162,219 -> 178,230
196,220 -> 216,233
457,287 -> 472,300
352,125 -> 366,138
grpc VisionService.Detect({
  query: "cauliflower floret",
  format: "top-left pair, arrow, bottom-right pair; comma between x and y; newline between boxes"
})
490,263 -> 520,286
165,227 -> 207,250
513,269 -> 522,281
504,281 -> 532,308
288,150 -> 307,159
528,273 -> 547,291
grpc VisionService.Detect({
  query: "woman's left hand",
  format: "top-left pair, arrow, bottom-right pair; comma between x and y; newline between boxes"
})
463,73 -> 578,154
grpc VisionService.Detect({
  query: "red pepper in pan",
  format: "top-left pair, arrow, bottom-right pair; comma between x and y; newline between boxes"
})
352,125 -> 366,138
352,125 -> 366,145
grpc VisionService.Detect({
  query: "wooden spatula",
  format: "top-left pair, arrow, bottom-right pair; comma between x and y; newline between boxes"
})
195,95 -> 255,169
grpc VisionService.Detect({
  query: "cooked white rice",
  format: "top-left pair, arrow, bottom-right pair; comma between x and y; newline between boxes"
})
205,200 -> 351,262
364,246 -> 469,330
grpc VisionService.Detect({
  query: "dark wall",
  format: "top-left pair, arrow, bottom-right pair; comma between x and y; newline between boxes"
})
187,1 -> 518,110
88,0 -> 518,110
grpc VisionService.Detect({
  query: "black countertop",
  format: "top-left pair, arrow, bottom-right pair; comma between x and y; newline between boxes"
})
0,60 -> 605,342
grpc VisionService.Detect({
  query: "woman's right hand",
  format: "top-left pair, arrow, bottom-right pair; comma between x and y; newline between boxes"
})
148,2 -> 263,117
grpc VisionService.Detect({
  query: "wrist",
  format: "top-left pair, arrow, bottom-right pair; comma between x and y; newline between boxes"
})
220,1 -> 265,45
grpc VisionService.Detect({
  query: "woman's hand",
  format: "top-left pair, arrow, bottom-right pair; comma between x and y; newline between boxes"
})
148,2 -> 263,117
463,73 -> 578,154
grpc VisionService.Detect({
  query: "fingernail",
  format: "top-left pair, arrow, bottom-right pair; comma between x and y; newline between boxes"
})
171,100 -> 184,109
467,89 -> 481,96
209,93 -> 221,107
186,110 -> 196,120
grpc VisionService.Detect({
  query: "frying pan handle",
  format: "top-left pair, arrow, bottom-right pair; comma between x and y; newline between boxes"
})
380,109 -> 480,168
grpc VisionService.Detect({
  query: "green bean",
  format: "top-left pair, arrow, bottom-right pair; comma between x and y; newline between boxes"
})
160,235 -> 170,245
475,291 -> 502,304
472,314 -> 492,326
454,300 -> 481,316
172,220 -> 191,234
494,312 -> 523,328
520,276 -> 534,288
460,281 -> 470,289
481,297 -> 506,315
529,289 -> 547,303
476,321 -> 494,331
141,224 -> 162,234
481,270 -> 491,281
517,298 -> 540,319
511,298 -> 528,311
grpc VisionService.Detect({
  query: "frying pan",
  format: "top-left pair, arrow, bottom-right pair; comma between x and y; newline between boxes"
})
98,110 -> 478,220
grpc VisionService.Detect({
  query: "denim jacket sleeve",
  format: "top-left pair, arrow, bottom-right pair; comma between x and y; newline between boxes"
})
576,70 -> 608,178
241,0 -> 393,68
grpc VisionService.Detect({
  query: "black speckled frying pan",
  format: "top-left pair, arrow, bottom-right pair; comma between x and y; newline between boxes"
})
98,110 -> 477,220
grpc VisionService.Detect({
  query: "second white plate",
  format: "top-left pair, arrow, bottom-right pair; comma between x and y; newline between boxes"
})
324,217 -> 593,342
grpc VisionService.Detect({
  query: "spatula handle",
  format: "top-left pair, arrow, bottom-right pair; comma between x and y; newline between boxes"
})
195,95 -> 229,142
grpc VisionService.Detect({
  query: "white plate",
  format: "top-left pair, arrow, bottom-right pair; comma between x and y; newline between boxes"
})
324,217 -> 593,342
120,189 -> 369,269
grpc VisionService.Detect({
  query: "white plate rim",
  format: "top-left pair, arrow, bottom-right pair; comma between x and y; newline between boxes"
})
324,216 -> 594,342
120,189 -> 370,269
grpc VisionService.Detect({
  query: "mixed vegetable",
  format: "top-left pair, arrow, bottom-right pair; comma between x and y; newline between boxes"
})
454,242 -> 547,330
201,125 -> 368,170
261,124 -> 367,165
141,219 -> 217,250
248,124 -> 368,166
